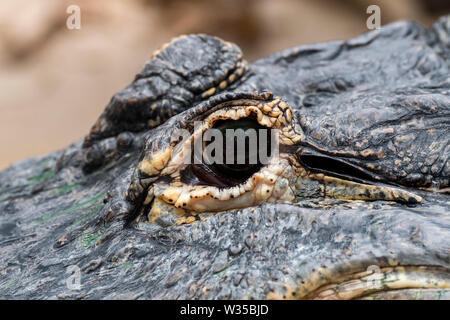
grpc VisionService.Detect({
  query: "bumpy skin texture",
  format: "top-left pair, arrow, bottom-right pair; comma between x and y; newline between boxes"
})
246,24 -> 450,190
0,17 -> 449,299
82,35 -> 248,172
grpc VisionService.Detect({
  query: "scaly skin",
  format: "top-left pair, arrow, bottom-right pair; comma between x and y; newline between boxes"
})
0,17 -> 449,299
82,35 -> 248,172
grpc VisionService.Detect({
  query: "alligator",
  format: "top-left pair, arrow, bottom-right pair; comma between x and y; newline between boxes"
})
0,16 -> 449,300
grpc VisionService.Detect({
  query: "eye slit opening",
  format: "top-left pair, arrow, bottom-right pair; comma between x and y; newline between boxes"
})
180,116 -> 274,188
298,154 -> 381,184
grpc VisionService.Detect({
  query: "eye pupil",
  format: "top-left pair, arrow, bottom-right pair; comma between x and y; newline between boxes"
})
181,117 -> 274,188
207,117 -> 272,184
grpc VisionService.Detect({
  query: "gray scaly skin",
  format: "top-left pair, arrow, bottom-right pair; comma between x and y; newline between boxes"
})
0,17 -> 449,299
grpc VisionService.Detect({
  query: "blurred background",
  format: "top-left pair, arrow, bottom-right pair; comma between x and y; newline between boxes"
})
0,0 -> 449,170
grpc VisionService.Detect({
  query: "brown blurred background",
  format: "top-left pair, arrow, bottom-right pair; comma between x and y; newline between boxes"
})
0,0 -> 448,170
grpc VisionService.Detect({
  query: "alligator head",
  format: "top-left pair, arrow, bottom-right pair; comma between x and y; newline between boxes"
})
1,18 -> 449,300
78,21 -> 450,299
78,30 -> 448,222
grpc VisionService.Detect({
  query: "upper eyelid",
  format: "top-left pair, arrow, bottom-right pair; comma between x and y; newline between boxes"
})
175,92 -> 276,125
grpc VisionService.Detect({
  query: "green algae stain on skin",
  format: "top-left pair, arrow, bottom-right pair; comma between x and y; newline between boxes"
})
26,158 -> 60,185
415,290 -> 423,300
0,280 -> 18,293
81,231 -> 103,249
27,168 -> 56,184
122,262 -> 132,271
36,191 -> 106,225
72,202 -> 104,226
52,182 -> 80,196
437,289 -> 449,300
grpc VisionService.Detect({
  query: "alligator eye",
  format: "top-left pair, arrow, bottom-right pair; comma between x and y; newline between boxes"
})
181,117 -> 274,188
140,95 -> 299,213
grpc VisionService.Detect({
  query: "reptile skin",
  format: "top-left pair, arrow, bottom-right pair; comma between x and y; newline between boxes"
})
0,17 -> 449,299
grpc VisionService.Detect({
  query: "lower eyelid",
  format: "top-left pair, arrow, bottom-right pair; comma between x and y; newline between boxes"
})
183,164 -> 231,188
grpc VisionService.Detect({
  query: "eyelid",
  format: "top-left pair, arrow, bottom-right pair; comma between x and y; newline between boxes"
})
190,164 -> 235,188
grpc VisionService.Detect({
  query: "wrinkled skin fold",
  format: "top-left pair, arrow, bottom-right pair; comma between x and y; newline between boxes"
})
0,17 -> 449,299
